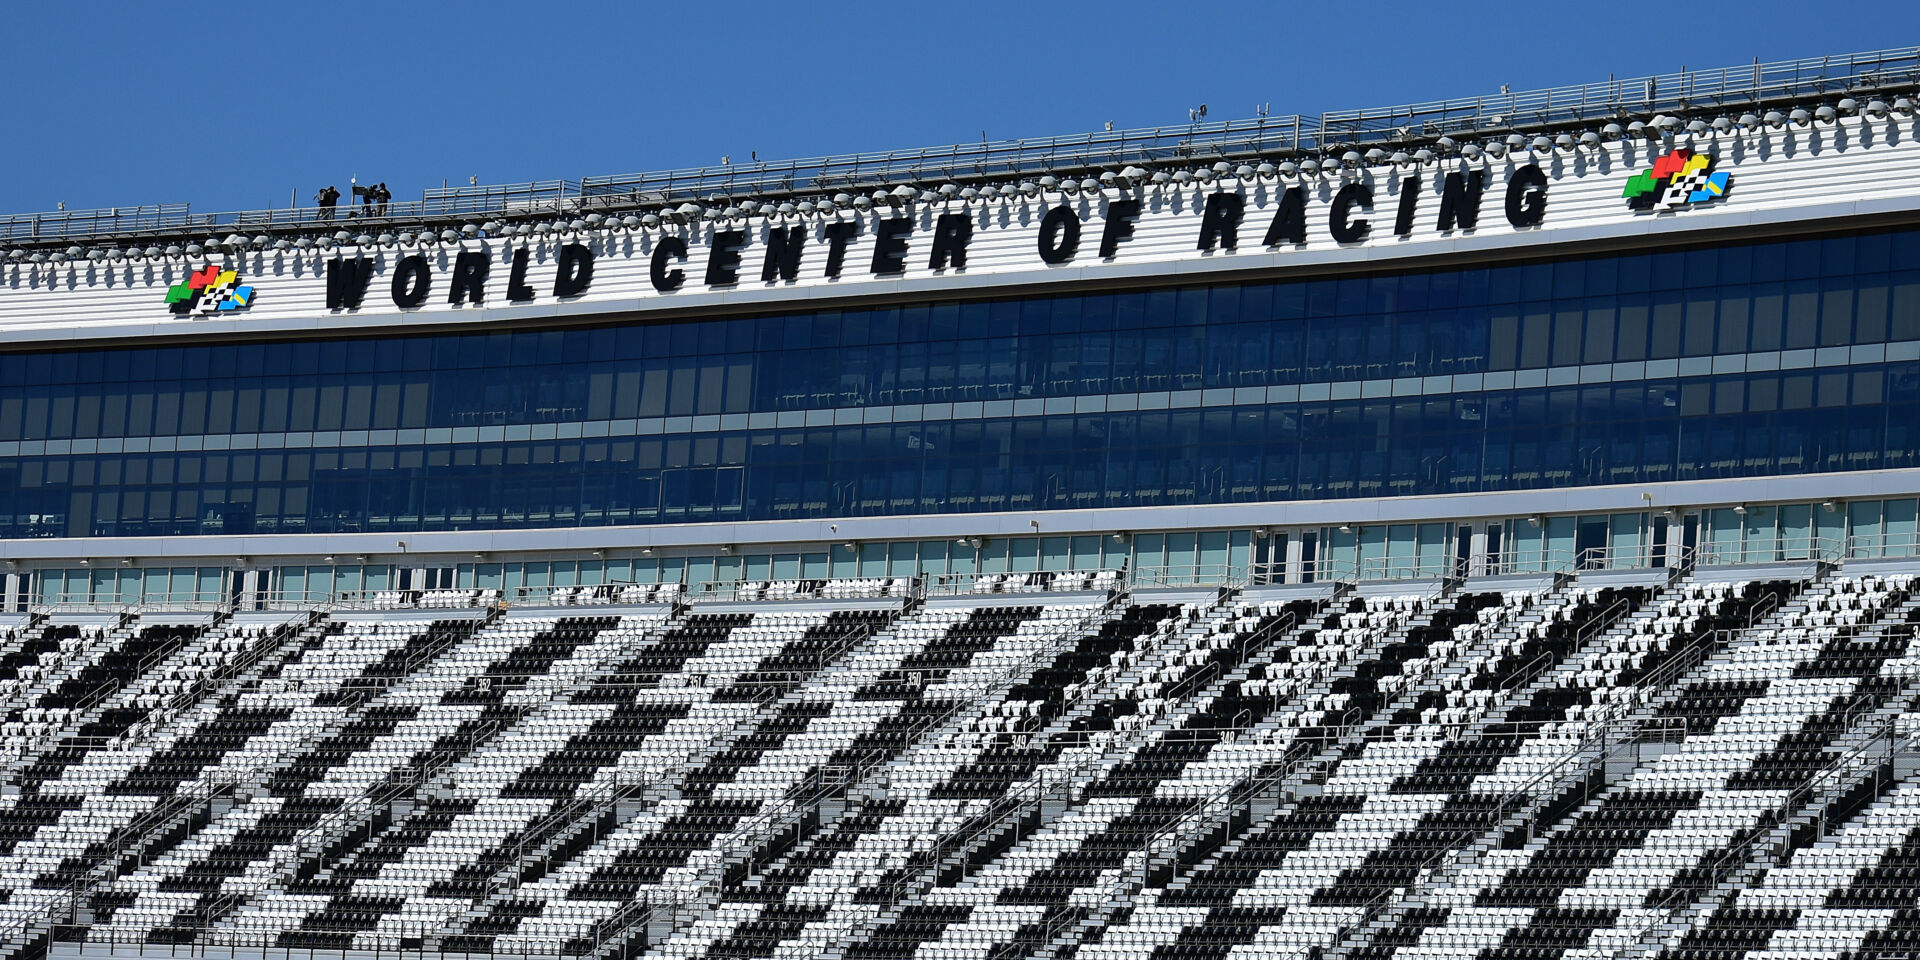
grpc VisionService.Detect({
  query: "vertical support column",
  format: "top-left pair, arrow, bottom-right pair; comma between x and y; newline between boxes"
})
1469,523 -> 1491,578
1284,534 -> 1306,585
238,569 -> 261,611
2,572 -> 19,611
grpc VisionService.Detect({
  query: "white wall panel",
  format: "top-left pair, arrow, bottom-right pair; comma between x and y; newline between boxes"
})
2,114 -> 1919,347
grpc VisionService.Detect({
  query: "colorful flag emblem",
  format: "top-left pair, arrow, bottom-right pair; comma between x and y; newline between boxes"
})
1622,148 -> 1732,211
165,264 -> 255,315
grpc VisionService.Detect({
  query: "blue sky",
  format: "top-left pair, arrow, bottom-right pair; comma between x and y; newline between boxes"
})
7,1 -> 1918,216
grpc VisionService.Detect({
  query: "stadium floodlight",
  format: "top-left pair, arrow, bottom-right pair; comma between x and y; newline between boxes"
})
1578,132 -> 1601,150
938,184 -> 959,198
641,214 -> 661,228
356,235 -> 375,246
1413,149 -> 1434,163
1459,144 -> 1482,159
1340,150 -> 1363,168
1789,108 -> 1812,126
673,202 -> 703,222
1277,161 -> 1298,176
1191,167 -> 1211,183
30,252 -> 47,263
1600,123 -> 1625,140
1296,160 -> 1319,176
959,187 -> 979,201
1080,178 -> 1100,193
482,221 -> 501,234
439,229 -> 459,242
1032,178 -> 1054,194
776,202 -> 797,216
1685,119 -> 1709,135
1709,117 -> 1733,134
890,185 -> 918,204
1814,105 -> 1837,123
1837,98 -> 1858,115
852,194 -> 873,210
1532,136 -> 1553,154
1362,150 -> 1386,166
185,244 -> 204,256
1894,98 -> 1915,117
1149,171 -> 1172,185
797,201 -> 817,215
1390,151 -> 1410,166
1255,162 -> 1277,178
1436,136 -> 1458,152
224,233 -> 247,249
1121,165 -> 1149,184
377,233 -> 395,245
1865,100 -> 1889,118
1764,111 -> 1786,128
1486,141 -> 1508,158
722,206 -> 743,220
918,190 -> 940,203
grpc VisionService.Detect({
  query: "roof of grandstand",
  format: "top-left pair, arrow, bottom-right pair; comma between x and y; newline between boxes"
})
3,46 -> 1916,256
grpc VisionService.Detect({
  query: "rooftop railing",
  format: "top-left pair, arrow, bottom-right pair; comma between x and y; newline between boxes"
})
4,46 -> 1914,247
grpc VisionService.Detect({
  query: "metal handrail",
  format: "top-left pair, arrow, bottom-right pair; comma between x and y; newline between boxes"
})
6,47 -> 1915,247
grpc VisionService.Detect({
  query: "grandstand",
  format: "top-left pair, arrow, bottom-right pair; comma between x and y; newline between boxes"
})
1,46 -> 1920,960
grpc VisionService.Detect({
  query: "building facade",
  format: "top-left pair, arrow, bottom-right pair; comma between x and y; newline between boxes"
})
4,51 -> 1920,606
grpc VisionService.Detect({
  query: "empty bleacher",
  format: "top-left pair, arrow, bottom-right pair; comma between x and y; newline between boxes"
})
0,563 -> 1917,960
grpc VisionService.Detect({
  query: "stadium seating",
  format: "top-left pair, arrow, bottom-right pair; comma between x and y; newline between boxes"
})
0,563 -> 1915,960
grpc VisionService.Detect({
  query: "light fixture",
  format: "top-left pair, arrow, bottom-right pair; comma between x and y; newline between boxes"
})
1821,500 -> 1838,512
842,542 -> 856,552
641,547 -> 654,557
1252,527 -> 1269,539
1111,532 -> 1128,543
79,559 -> 90,567
1527,516 -> 1542,527
1733,505 -> 1748,516
967,537 -> 984,549
1337,524 -> 1352,534
1028,520 -> 1041,531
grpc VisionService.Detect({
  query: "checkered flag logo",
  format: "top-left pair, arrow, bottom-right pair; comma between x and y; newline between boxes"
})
165,264 -> 255,316
1623,147 -> 1732,211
